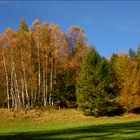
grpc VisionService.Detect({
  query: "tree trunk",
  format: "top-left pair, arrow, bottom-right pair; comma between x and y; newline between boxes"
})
10,46 -> 20,110
30,84 -> 34,107
21,79 -> 25,109
2,48 -> 10,110
10,62 -> 15,110
37,43 -> 41,102
49,58 -> 53,105
53,59 -> 56,106
43,68 -> 46,106
23,65 -> 30,109
20,47 -> 30,109
14,65 -> 20,109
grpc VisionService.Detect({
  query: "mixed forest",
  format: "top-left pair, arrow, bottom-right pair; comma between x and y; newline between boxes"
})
1,18 -> 140,117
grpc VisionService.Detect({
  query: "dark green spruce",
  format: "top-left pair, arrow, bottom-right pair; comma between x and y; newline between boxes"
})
76,46 -> 117,116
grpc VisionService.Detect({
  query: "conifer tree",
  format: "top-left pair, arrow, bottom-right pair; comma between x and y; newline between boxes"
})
17,17 -> 28,33
129,48 -> 136,60
76,47 -> 100,115
76,47 -> 116,116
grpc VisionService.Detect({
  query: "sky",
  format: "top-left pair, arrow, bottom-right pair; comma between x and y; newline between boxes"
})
1,1 -> 140,58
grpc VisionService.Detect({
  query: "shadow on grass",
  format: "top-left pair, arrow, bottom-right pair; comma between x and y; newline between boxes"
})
0,121 -> 140,140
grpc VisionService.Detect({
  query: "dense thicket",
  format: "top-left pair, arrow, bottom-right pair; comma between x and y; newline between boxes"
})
0,18 -> 140,116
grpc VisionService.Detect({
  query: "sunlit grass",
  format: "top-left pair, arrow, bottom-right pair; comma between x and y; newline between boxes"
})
0,108 -> 140,139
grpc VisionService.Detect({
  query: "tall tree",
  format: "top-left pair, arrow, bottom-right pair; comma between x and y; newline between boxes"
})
128,48 -> 136,60
76,46 -> 116,116
115,53 -> 140,111
17,17 -> 28,34
65,25 -> 86,52
137,44 -> 140,68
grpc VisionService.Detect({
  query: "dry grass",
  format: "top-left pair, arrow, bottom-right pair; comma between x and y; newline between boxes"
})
0,108 -> 86,123
0,108 -> 140,125
1,108 -> 140,139
1,108 -> 140,133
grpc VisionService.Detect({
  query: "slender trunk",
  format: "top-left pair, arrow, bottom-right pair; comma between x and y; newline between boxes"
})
37,43 -> 41,102
24,77 -> 29,108
43,68 -> 46,106
11,92 -> 14,110
14,82 -> 18,110
45,77 -> 48,106
52,59 -> 56,106
10,46 -> 20,109
2,48 -> 10,110
14,65 -> 20,109
17,90 -> 21,109
29,80 -> 34,107
45,65 -> 48,107
54,60 -> 57,85
34,84 -> 37,106
23,63 -> 29,109
49,58 -> 53,105
40,45 -> 47,107
20,47 -> 30,109
21,79 -> 25,109
30,84 -> 34,107
10,61 -> 15,110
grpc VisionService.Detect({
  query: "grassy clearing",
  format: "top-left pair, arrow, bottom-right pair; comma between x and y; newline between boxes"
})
0,108 -> 140,139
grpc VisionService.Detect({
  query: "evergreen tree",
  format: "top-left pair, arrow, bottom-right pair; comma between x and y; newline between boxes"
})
76,47 -> 99,114
128,48 -> 136,60
52,69 -> 76,108
76,47 -> 116,116
17,17 -> 28,33
109,53 -> 119,96
95,57 -> 118,116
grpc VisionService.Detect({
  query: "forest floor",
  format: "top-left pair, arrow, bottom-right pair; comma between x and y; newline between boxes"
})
0,108 -> 140,139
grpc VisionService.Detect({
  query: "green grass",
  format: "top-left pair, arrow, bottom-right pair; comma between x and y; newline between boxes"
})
0,109 -> 140,139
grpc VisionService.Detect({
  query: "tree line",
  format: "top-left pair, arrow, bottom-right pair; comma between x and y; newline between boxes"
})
0,18 -> 140,116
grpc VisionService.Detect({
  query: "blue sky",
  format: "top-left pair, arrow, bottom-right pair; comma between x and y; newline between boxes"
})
1,1 -> 140,58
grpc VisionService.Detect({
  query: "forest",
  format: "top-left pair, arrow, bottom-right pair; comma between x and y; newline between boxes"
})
0,18 -> 140,117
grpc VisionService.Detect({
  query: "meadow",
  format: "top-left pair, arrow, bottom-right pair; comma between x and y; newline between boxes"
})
0,109 -> 140,140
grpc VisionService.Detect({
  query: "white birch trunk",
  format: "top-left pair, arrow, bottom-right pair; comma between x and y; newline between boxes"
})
10,46 -> 20,109
2,48 -> 10,110
20,47 -> 30,109
49,58 -> 53,105
10,62 -> 15,110
21,79 -> 25,109
37,43 -> 41,101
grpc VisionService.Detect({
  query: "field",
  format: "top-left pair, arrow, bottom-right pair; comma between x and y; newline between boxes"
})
0,108 -> 140,140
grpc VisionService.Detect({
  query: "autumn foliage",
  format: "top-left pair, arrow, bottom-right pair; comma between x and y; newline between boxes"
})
0,18 -> 140,116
